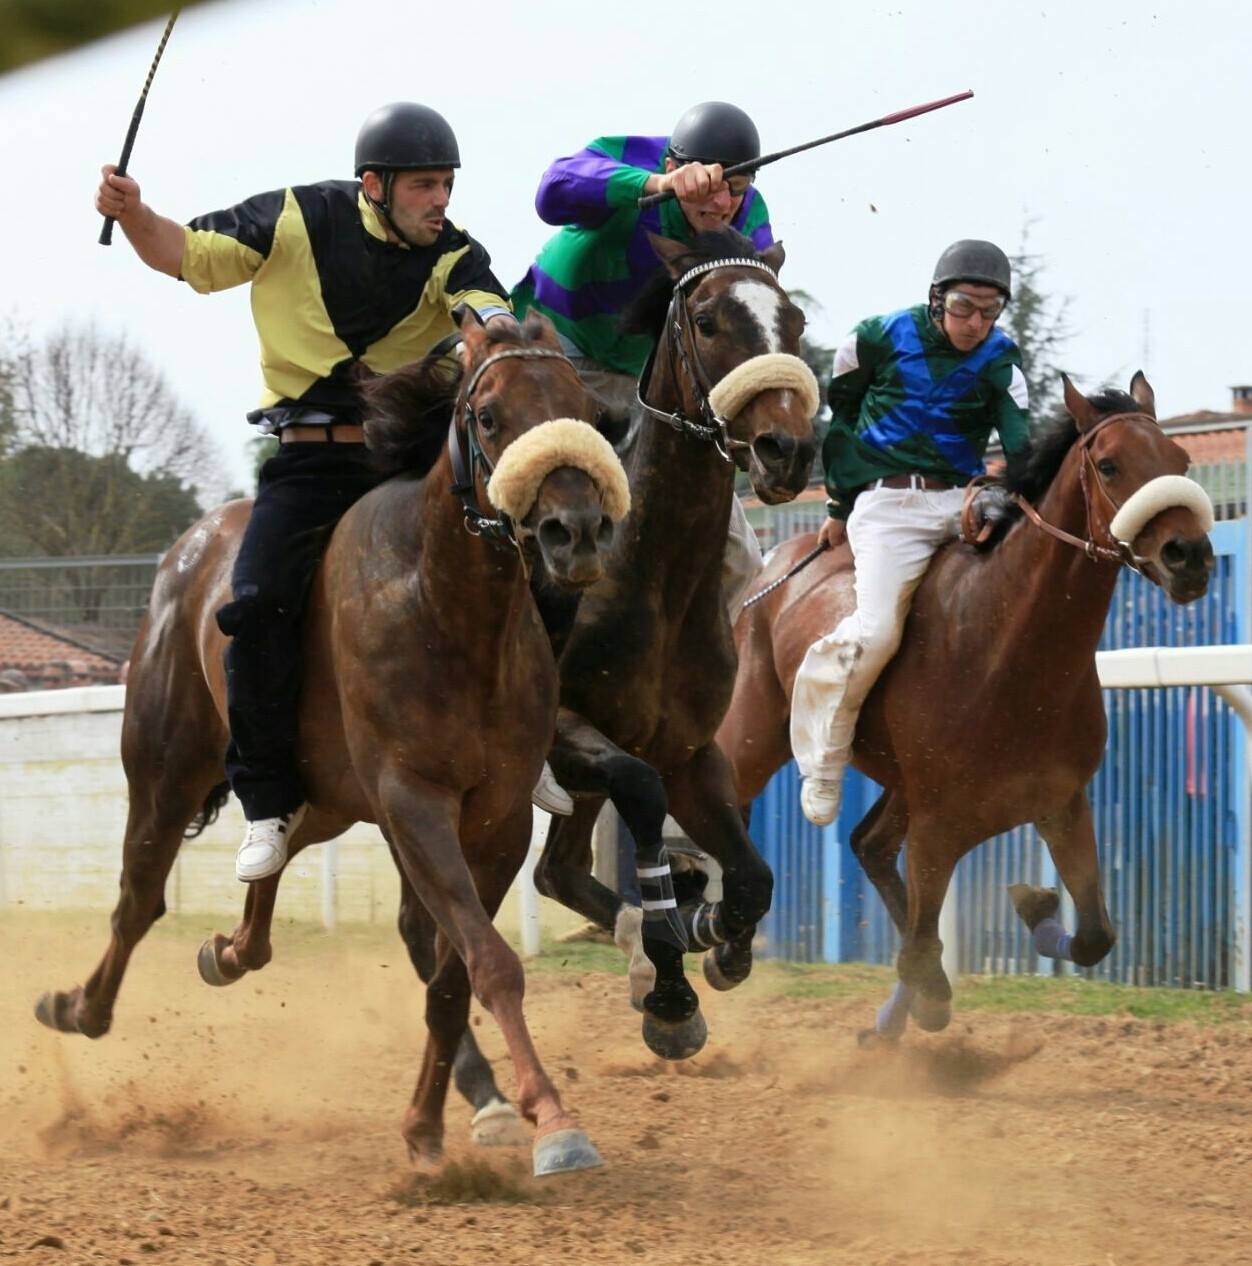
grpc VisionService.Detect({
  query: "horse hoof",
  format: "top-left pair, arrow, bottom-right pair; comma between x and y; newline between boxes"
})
532,1127 -> 604,1177
470,1100 -> 530,1148
909,994 -> 952,1032
642,1008 -> 708,1061
1007,883 -> 1060,931
702,946 -> 749,992
197,935 -> 246,987
34,991 -> 77,1034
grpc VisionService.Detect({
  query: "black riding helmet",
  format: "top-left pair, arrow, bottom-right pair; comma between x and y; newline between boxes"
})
931,239 -> 1012,300
354,102 -> 460,175
355,103 -> 459,247
667,101 -> 761,168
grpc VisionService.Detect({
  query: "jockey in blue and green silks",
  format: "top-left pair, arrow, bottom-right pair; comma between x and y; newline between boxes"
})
793,239 -> 1032,827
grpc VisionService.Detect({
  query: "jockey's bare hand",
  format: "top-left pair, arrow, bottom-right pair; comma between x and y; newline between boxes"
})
96,165 -> 143,223
663,162 -> 725,202
818,517 -> 846,550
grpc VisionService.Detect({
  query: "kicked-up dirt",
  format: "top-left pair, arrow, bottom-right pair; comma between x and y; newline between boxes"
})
3,912 -> 1251,1266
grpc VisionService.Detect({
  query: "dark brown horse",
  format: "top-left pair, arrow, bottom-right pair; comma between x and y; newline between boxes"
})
718,374 -> 1214,1036
34,310 -> 631,1175
530,228 -> 820,1057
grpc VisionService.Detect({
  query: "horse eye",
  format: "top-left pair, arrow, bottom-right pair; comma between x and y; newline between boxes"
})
1097,458 -> 1118,478
477,407 -> 496,435
694,314 -> 716,337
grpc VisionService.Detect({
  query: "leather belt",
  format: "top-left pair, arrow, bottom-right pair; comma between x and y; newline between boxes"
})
870,473 -> 962,492
280,423 -> 366,445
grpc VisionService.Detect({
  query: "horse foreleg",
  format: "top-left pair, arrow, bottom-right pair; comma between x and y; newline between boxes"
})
892,825 -> 962,1035
393,861 -> 527,1148
540,711 -> 698,1049
381,777 -> 600,1177
665,742 -> 774,994
1018,792 -> 1116,968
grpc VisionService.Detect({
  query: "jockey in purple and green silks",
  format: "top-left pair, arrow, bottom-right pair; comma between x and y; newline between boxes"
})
511,101 -> 764,377
512,103 -> 776,620
513,128 -> 773,378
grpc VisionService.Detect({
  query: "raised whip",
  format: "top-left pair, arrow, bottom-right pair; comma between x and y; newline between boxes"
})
98,9 -> 180,246
741,539 -> 831,611
638,89 -> 974,210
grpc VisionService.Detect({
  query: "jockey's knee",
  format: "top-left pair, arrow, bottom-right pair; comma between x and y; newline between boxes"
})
215,586 -> 300,639
851,623 -> 904,679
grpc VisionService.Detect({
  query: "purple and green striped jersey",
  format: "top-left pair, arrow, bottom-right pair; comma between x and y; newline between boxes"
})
511,135 -> 773,376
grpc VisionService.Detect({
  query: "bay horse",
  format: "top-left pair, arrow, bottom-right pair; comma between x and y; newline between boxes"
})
718,373 -> 1214,1036
529,228 -> 820,1058
34,310 -> 631,1176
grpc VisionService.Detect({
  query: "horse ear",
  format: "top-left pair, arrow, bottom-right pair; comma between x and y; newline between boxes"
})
1061,372 -> 1098,431
1128,370 -> 1156,418
760,241 -> 786,275
457,303 -> 488,355
647,232 -> 692,277
521,309 -> 562,350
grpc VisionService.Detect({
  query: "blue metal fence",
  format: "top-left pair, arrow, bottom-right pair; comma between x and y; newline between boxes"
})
750,518 -> 1250,989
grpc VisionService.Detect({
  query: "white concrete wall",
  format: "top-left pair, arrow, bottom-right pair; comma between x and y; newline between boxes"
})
0,687 -> 578,941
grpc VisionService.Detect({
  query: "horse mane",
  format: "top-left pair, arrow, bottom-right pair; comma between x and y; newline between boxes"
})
620,227 -> 764,341
361,320 -> 532,479
980,388 -> 1145,547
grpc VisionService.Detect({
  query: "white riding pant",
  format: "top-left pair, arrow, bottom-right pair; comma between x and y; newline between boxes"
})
790,483 -> 966,781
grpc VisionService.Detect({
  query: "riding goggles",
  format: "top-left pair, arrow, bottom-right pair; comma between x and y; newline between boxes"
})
942,289 -> 1008,321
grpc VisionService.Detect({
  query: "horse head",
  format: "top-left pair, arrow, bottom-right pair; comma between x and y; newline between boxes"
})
456,309 -> 628,589
362,309 -> 628,590
641,230 -> 819,503
1059,372 -> 1214,603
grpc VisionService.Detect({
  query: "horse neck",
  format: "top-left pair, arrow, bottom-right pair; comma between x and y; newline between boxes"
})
412,447 -> 530,653
987,456 -> 1123,665
628,338 -> 738,584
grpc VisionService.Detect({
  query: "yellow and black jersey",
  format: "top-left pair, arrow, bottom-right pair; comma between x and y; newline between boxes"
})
180,180 -> 510,420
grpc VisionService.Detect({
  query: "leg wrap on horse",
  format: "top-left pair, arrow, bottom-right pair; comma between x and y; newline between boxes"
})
876,981 -> 915,1038
685,900 -> 727,950
1032,916 -> 1074,961
636,844 -> 689,952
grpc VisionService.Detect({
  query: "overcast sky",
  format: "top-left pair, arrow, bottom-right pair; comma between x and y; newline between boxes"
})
1,0 -> 1248,489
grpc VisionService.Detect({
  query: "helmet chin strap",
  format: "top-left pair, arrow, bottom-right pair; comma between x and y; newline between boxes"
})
364,170 -> 423,249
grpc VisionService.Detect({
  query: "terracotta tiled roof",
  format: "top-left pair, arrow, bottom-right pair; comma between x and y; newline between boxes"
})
0,610 -> 123,691
1173,430 -> 1248,464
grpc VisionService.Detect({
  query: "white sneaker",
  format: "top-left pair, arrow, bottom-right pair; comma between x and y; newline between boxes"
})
531,762 -> 574,816
800,777 -> 843,827
235,803 -> 308,882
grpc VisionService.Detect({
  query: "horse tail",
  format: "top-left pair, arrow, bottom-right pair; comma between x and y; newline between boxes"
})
184,780 -> 230,840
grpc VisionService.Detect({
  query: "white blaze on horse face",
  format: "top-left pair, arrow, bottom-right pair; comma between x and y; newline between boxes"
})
729,278 -> 783,353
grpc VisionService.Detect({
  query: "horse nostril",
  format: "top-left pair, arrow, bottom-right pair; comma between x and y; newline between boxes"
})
597,515 -> 614,549
1160,538 -> 1186,569
538,518 -> 573,553
752,434 -> 789,467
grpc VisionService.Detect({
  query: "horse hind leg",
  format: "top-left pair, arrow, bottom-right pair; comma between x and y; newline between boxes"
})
36,764 -> 226,1038
392,860 -> 528,1148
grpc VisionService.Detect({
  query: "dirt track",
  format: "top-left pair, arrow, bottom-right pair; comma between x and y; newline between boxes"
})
3,912 -> 1251,1266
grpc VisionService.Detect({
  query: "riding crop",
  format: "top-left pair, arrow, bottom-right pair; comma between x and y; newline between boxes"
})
638,89 -> 974,209
98,9 -> 180,246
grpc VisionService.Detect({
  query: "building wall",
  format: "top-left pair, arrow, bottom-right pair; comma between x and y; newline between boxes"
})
0,688 -> 578,941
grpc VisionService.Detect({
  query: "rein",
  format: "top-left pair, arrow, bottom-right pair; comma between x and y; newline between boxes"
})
1007,411 -> 1158,570
635,257 -> 781,464
445,345 -> 574,551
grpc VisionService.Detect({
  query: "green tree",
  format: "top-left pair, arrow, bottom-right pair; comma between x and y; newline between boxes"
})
0,321 -> 226,556
1006,224 -> 1073,421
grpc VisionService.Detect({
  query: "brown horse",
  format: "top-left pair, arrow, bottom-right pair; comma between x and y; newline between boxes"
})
34,310 -> 631,1175
718,374 -> 1214,1036
531,228 -> 820,1058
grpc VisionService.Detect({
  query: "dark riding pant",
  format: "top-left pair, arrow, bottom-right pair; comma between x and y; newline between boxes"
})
215,442 -> 385,821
